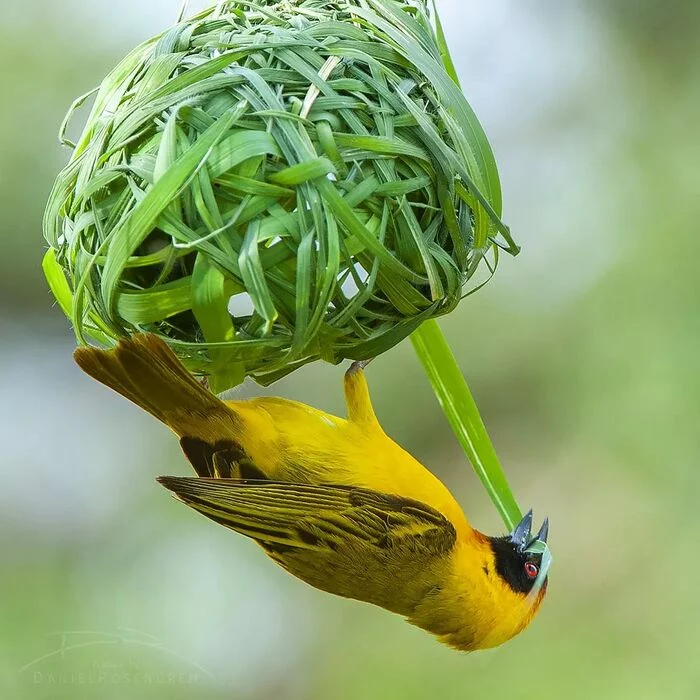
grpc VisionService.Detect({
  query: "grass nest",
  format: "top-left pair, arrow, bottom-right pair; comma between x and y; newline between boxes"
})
43,0 -> 516,389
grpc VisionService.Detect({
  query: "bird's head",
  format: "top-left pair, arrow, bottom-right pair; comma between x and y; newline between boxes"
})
454,510 -> 552,651
489,509 -> 551,601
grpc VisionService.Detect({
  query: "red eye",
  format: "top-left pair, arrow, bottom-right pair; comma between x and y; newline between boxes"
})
524,562 -> 539,580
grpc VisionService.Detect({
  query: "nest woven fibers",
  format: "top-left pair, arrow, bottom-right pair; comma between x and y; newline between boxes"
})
43,0 -> 517,389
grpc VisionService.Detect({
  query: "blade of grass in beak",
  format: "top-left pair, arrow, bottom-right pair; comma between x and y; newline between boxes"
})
411,319 -> 521,530
410,2 -> 522,530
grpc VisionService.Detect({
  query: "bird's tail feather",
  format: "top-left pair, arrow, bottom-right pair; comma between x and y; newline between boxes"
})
74,334 -> 242,456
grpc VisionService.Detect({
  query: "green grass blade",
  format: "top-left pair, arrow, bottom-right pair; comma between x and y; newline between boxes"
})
100,106 -> 243,313
192,254 -> 245,391
411,319 -> 522,529
42,249 -> 73,319
430,0 -> 460,86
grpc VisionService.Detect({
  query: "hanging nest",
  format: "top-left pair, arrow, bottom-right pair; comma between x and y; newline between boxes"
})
43,0 -> 517,389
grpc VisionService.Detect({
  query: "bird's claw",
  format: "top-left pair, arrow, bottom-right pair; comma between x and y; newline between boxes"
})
348,358 -> 373,375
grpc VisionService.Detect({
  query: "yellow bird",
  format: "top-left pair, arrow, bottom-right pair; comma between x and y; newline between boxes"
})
75,333 -> 549,651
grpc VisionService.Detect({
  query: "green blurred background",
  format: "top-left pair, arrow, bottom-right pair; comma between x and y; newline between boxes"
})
2,1 -> 698,698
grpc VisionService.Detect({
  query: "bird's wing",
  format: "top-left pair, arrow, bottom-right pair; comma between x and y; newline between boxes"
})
158,477 -> 457,560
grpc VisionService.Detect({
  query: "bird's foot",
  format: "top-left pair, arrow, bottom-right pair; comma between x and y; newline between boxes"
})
347,358 -> 373,375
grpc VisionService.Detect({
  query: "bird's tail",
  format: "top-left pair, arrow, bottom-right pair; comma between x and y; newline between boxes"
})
74,334 -> 246,477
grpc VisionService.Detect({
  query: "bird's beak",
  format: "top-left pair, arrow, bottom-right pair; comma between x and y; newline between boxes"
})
535,517 -> 549,544
514,510 -> 552,601
509,509 -> 534,551
509,510 -> 550,551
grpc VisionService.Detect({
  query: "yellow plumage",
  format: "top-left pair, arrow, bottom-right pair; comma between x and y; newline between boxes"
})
75,334 -> 547,651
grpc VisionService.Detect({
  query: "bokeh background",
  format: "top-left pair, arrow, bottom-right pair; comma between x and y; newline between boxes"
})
2,1 -> 698,698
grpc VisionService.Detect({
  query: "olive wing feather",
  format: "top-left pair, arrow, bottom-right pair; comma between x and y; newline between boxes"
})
157,477 -> 457,558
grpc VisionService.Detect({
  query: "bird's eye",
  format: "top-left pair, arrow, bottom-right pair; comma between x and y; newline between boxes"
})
524,562 -> 539,580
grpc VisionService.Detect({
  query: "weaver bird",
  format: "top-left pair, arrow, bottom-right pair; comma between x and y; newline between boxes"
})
75,334 -> 550,651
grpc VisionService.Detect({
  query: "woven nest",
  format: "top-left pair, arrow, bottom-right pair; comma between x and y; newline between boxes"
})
43,0 -> 516,389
